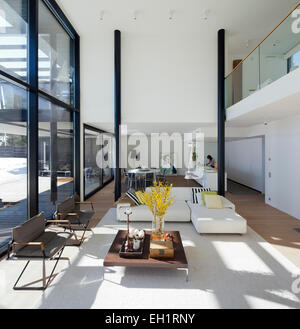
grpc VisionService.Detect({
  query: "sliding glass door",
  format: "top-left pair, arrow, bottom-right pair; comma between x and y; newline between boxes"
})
84,125 -> 114,199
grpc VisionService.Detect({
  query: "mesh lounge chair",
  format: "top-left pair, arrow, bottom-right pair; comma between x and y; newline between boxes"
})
53,195 -> 95,245
7,212 -> 72,290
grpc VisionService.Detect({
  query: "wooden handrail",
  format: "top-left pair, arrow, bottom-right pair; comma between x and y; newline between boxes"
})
225,1 -> 300,79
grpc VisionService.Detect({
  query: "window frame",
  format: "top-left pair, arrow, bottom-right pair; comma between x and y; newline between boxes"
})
0,0 -> 80,220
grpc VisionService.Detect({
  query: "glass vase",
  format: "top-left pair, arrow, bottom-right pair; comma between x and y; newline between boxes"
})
152,214 -> 165,241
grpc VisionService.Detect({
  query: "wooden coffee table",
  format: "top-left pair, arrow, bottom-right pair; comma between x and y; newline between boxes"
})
103,230 -> 189,281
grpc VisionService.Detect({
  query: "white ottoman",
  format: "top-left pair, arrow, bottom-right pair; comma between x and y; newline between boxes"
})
188,203 -> 247,234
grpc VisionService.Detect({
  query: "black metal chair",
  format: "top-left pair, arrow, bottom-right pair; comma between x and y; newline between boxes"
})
7,212 -> 72,290
128,173 -> 139,191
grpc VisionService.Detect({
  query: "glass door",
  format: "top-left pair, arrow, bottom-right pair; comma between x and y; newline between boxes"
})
84,125 -> 114,199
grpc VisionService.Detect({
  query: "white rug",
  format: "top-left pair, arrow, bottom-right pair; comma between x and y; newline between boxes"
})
33,208 -> 300,309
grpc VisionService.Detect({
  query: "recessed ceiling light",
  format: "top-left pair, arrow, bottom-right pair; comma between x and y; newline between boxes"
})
100,10 -> 105,21
201,9 -> 210,21
169,9 -> 174,20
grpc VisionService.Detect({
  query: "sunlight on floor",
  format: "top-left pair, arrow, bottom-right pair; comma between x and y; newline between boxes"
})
245,295 -> 295,309
212,241 -> 273,274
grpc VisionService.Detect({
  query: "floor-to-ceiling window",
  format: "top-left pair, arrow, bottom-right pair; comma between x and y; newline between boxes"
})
84,125 -> 114,199
0,0 -> 79,254
38,98 -> 74,218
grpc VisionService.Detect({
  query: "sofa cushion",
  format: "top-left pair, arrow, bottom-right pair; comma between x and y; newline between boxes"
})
135,191 -> 146,205
205,195 -> 223,209
189,204 -> 247,234
118,201 -> 190,222
146,187 -> 193,202
126,191 -> 141,206
202,191 -> 217,205
192,188 -> 211,204
187,197 -> 235,211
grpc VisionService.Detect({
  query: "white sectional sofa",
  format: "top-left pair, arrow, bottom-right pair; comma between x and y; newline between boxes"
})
117,187 -> 247,234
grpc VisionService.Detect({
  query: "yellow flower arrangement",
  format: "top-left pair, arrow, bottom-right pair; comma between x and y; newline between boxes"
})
141,180 -> 173,240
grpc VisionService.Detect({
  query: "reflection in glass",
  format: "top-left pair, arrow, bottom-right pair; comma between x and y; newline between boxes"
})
0,77 -> 27,250
0,0 -> 28,81
84,128 -> 102,196
103,134 -> 113,184
38,0 -> 73,104
38,98 -> 74,218
288,50 -> 300,72
84,127 -> 114,198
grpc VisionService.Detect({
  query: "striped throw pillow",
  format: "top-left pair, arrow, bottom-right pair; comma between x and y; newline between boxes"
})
126,191 -> 141,206
192,188 -> 211,204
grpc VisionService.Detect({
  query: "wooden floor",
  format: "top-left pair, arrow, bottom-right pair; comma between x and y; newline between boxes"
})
88,176 -> 300,268
226,191 -> 300,268
87,181 -> 116,229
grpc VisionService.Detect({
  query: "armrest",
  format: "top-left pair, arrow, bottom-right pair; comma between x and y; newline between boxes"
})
47,219 -> 71,225
57,212 -> 79,218
76,201 -> 94,211
117,203 -> 131,210
220,196 -> 235,211
116,203 -> 131,220
13,242 -> 45,254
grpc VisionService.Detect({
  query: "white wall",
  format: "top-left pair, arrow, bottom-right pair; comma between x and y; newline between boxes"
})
225,137 -> 265,193
226,113 -> 300,220
56,0 -> 219,126
265,115 -> 300,220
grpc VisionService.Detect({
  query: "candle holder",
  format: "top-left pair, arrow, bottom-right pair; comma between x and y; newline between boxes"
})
124,208 -> 133,251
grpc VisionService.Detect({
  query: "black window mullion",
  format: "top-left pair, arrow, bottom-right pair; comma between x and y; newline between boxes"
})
28,0 -> 39,218
73,35 -> 80,196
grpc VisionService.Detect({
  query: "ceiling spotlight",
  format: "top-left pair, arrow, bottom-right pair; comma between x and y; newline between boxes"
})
201,9 -> 210,21
100,10 -> 104,21
133,10 -> 137,21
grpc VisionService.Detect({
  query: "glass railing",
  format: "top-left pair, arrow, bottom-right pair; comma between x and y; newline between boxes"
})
225,2 -> 300,108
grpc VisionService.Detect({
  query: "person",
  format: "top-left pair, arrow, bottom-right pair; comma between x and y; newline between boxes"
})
206,155 -> 217,169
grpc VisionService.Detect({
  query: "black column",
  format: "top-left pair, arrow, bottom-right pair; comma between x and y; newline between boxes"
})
218,29 -> 225,197
28,0 -> 39,217
114,30 -> 121,201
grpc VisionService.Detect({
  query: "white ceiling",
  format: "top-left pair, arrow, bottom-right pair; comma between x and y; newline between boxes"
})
57,0 -> 299,60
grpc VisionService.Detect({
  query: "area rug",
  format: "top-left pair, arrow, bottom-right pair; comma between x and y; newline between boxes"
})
34,208 -> 300,309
